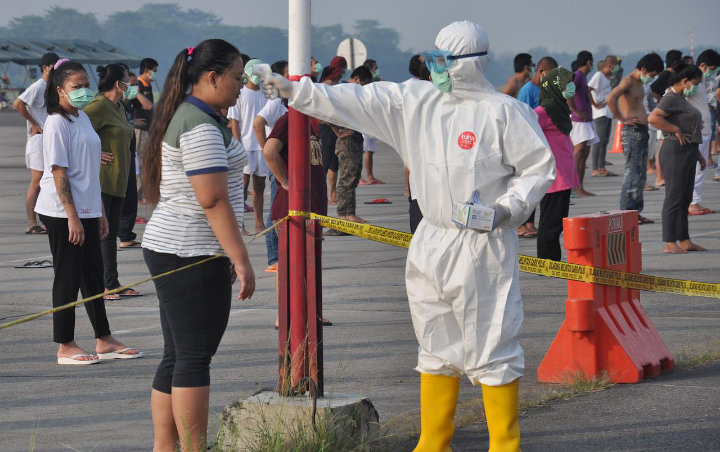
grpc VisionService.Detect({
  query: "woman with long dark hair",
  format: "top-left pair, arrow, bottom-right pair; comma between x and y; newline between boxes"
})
35,59 -> 141,364
141,40 -> 255,450
83,64 -> 141,299
649,63 -> 708,254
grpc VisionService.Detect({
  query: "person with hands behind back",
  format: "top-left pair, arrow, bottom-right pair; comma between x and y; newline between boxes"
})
648,63 -> 708,254
35,59 -> 142,366
141,40 -> 255,452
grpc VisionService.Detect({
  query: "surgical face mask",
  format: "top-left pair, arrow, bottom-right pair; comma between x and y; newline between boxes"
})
640,73 -> 653,84
63,87 -> 94,109
343,68 -> 350,80
314,62 -> 322,73
245,71 -> 261,85
683,84 -> 698,97
431,70 -> 452,93
123,84 -> 138,100
611,65 -> 619,75
563,81 -> 576,99
148,70 -> 157,81
703,67 -> 718,78
529,66 -> 536,79
373,69 -> 380,79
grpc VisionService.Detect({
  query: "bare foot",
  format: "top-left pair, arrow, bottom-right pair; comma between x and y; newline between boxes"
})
679,241 -> 707,252
255,222 -> 267,234
517,224 -> 528,236
573,188 -> 595,197
525,224 -> 538,235
344,215 -> 366,223
96,335 -> 140,356
58,341 -> 97,360
663,243 -> 687,254
329,192 -> 337,205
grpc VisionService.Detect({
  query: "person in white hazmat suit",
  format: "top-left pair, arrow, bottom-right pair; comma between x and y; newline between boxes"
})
262,21 -> 555,451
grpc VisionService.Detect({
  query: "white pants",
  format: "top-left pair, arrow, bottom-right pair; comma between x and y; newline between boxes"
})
692,135 -> 711,204
406,221 -> 524,386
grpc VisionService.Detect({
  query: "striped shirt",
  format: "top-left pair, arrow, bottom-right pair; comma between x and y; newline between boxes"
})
142,97 -> 247,257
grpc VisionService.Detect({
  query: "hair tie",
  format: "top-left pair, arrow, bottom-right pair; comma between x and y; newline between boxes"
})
187,47 -> 194,56
54,58 -> 70,70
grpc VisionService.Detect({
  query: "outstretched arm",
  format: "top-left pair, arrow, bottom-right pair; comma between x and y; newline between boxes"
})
265,76 -> 408,157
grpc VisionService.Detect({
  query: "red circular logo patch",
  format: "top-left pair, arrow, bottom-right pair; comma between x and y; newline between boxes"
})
458,131 -> 476,150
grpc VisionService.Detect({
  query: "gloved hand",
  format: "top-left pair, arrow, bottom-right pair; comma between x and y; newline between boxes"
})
261,73 -> 294,100
489,203 -> 510,230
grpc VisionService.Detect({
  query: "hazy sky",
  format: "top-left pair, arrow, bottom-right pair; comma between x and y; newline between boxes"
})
3,0 -> 719,55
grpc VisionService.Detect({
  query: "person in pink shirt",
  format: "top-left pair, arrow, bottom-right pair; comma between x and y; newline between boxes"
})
534,67 -> 579,260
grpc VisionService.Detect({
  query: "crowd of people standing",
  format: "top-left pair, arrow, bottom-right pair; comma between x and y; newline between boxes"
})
10,34 -> 720,450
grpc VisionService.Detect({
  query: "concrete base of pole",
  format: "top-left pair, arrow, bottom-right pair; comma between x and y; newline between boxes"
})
219,392 -> 379,450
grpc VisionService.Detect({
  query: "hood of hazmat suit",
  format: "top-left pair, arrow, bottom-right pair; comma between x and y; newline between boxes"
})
288,20 -> 555,386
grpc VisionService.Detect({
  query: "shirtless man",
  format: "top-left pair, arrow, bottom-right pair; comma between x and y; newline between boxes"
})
502,53 -> 533,98
607,53 -> 664,225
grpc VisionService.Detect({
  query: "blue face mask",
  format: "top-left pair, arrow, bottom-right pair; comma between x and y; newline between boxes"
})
431,70 -> 452,93
314,62 -> 322,73
64,88 -> 94,109
343,68 -> 350,80
529,66 -> 536,79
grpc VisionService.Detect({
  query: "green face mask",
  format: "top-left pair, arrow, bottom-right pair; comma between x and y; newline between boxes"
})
64,87 -> 94,109
563,81 -> 576,99
373,69 -> 380,79
683,84 -> 698,97
640,73 -> 653,84
148,70 -> 157,81
343,68 -> 350,80
529,66 -> 536,79
703,68 -> 718,79
314,63 -> 322,73
431,70 -> 452,93
245,72 -> 261,85
123,85 -> 138,100
611,65 -> 619,75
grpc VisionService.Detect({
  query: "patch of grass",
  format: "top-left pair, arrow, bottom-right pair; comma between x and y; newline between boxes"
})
673,342 -> 720,371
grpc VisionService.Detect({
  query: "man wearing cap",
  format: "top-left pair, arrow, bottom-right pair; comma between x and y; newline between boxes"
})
13,52 -> 60,235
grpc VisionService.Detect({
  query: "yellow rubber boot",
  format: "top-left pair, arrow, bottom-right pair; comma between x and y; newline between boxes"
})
413,373 -> 461,452
481,379 -> 521,452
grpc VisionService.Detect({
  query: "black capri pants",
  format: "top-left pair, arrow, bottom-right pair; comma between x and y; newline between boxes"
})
144,249 -> 232,394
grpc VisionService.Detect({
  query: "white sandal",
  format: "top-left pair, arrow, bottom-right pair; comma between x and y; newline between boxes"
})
57,354 -> 101,365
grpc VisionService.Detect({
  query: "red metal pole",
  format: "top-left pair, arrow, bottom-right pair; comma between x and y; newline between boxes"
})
287,93 -> 310,388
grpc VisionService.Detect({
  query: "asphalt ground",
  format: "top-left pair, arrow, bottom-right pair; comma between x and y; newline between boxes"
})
0,110 -> 718,451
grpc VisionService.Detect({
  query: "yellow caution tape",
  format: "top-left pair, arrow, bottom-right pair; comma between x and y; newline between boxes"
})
0,219 -> 288,331
288,210 -> 720,300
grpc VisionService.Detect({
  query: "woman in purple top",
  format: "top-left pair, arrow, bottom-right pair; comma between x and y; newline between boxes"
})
535,67 -> 580,261
569,51 -> 604,197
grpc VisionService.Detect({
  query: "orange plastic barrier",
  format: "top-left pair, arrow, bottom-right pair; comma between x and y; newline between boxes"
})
608,121 -> 623,153
537,210 -> 674,383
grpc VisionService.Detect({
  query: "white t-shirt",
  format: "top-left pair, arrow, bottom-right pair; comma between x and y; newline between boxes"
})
588,71 -> 612,119
257,98 -> 288,136
35,112 -> 103,219
227,86 -> 268,151
686,82 -> 712,137
17,78 -> 48,137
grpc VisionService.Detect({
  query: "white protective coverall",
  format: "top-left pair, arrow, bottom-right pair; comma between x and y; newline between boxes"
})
286,21 -> 555,386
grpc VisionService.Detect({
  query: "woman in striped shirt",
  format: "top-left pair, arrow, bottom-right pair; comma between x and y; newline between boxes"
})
141,39 -> 255,451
